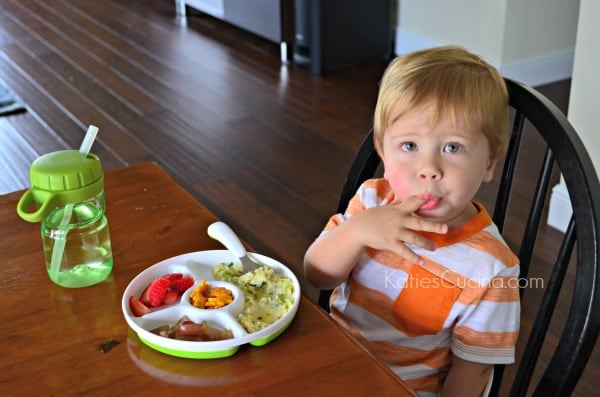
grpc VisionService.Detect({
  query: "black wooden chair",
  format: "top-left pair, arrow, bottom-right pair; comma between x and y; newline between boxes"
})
317,78 -> 600,396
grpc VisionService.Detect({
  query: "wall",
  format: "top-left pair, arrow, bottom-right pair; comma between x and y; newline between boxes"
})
566,0 -> 600,174
548,0 -> 600,231
394,0 -> 580,86
397,0 -> 505,63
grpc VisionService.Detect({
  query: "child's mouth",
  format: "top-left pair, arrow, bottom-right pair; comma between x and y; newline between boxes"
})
418,195 -> 441,211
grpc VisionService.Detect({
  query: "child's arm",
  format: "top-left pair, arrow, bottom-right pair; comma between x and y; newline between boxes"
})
304,196 -> 447,290
441,356 -> 493,397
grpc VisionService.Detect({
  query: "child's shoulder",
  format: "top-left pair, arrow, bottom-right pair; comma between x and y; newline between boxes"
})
478,221 -> 520,269
360,178 -> 390,191
356,178 -> 395,207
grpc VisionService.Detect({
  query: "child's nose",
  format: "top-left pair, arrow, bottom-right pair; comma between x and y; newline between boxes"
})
418,156 -> 442,180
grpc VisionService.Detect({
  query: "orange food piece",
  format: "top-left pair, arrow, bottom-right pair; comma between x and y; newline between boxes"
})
189,280 -> 209,308
189,280 -> 233,309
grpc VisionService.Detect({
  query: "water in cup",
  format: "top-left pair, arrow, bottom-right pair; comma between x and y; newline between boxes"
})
41,198 -> 113,288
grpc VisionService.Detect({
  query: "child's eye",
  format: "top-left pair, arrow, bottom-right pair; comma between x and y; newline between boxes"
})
443,143 -> 463,153
400,142 -> 418,152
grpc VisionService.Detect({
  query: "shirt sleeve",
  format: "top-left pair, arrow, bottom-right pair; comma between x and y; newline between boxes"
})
451,263 -> 521,364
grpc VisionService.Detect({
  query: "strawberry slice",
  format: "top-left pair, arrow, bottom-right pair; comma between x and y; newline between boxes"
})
141,277 -> 170,307
140,274 -> 182,305
160,273 -> 183,282
129,296 -> 151,317
169,276 -> 194,293
162,290 -> 180,305
136,273 -> 194,309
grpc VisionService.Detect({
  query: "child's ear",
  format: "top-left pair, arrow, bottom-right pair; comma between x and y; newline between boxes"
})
483,156 -> 499,183
374,135 -> 384,158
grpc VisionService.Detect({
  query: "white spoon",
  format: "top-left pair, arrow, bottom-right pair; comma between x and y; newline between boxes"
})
207,222 -> 262,273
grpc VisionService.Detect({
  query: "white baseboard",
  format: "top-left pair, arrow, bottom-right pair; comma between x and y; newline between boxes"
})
547,183 -> 572,233
179,0 -> 225,19
500,49 -> 574,87
394,29 -> 573,86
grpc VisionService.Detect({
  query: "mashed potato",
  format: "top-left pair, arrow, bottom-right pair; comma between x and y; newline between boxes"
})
213,263 -> 295,333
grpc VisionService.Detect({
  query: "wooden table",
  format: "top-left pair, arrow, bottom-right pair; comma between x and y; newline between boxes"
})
0,162 -> 415,396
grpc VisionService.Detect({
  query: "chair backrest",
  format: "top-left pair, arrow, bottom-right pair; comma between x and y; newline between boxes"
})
318,78 -> 600,397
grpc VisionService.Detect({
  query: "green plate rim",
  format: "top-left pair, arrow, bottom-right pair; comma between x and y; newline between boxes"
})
139,335 -> 240,359
249,319 -> 292,347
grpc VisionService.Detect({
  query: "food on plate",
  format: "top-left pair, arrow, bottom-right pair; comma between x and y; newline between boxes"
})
189,280 -> 234,309
129,296 -> 151,317
129,273 -> 195,316
151,315 -> 234,341
213,263 -> 295,333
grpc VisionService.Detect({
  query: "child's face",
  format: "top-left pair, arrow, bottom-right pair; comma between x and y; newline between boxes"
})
376,99 -> 498,228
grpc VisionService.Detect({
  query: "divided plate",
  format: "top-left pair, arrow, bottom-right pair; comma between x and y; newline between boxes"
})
121,250 -> 300,359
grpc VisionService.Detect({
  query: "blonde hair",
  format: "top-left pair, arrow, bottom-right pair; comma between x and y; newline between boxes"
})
373,45 -> 509,159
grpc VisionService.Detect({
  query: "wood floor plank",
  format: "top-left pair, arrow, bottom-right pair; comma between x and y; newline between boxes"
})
0,118 -> 38,193
29,0 -> 165,116
0,56 -> 67,152
3,0 -> 155,163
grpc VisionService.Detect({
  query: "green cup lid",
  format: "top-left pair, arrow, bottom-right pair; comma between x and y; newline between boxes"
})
17,150 -> 104,222
30,150 -> 103,191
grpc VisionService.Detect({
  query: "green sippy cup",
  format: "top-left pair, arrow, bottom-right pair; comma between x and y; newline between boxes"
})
17,149 -> 113,288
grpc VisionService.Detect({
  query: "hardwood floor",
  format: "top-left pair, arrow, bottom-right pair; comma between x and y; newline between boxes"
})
0,0 -> 596,395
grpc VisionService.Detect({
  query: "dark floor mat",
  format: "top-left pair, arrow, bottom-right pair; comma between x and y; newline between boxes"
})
0,80 -> 26,116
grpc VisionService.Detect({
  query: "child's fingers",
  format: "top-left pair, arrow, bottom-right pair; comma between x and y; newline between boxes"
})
401,230 -> 438,251
392,195 -> 427,212
392,196 -> 448,234
392,241 -> 426,265
408,216 -> 448,235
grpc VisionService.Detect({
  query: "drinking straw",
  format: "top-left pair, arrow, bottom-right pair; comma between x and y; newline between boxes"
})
49,125 -> 99,281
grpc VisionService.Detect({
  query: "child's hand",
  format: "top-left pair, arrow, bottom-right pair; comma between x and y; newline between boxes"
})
304,196 -> 448,289
353,196 -> 448,265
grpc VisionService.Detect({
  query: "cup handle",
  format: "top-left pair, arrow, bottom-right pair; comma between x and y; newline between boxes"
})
17,189 -> 58,223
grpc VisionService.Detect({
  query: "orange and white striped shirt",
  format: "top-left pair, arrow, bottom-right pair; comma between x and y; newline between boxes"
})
324,179 -> 520,396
